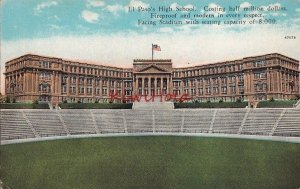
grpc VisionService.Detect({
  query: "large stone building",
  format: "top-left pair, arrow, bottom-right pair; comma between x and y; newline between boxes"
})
4,53 -> 300,103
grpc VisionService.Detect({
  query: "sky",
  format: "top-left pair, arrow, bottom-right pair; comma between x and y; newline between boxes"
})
1,0 -> 300,93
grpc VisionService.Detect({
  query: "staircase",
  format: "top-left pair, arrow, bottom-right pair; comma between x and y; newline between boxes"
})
133,101 -> 174,110
294,99 -> 300,109
133,96 -> 174,110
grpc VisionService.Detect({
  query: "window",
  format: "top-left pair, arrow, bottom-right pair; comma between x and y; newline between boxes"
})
39,72 -> 51,80
221,77 -> 227,84
102,89 -> 107,96
102,80 -> 107,86
184,80 -> 188,87
87,87 -> 92,94
70,86 -> 76,94
253,60 -> 267,67
191,89 -> 195,95
62,85 -> 67,93
117,81 -> 121,88
237,64 -> 243,70
96,88 -> 100,95
213,78 -> 218,85
222,86 -> 227,94
213,87 -> 218,94
254,72 -> 267,79
198,88 -> 203,95
205,87 -> 211,94
230,86 -> 236,94
79,77 -> 84,84
229,76 -> 235,83
238,75 -> 244,82
87,78 -> 92,85
79,87 -> 84,94
71,77 -> 76,84
39,83 -> 50,93
40,61 -> 50,68
205,78 -> 210,85
191,80 -> 195,87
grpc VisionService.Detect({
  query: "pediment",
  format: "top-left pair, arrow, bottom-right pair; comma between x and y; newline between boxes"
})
137,64 -> 168,73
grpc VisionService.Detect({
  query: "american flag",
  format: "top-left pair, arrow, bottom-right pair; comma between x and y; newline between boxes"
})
152,44 -> 161,51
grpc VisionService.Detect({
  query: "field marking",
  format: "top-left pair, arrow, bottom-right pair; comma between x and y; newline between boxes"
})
1,132 -> 300,145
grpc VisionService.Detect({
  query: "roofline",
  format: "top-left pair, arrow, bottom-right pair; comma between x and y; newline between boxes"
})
5,53 -> 299,70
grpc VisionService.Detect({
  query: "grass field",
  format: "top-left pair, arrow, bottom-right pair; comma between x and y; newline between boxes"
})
1,136 -> 299,189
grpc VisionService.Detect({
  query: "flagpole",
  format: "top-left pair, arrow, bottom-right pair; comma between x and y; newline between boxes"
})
151,44 -> 154,61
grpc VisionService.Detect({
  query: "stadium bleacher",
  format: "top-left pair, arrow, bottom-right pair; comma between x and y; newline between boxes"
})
241,109 -> 283,136
0,110 -> 36,140
213,109 -> 248,134
183,109 -> 214,133
59,110 -> 97,135
154,110 -> 182,132
1,108 -> 300,142
92,110 -> 126,133
274,109 -> 300,137
24,110 -> 67,137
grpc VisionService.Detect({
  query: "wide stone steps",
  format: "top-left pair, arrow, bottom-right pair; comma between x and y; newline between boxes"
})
1,108 -> 300,141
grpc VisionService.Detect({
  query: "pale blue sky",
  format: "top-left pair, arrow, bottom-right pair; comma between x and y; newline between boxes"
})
2,0 -> 300,40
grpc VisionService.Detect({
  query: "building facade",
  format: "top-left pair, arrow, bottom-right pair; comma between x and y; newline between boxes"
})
4,53 -> 300,103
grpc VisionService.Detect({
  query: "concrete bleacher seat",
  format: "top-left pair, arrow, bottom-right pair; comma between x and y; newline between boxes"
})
154,110 -> 182,132
59,110 -> 97,135
125,110 -> 153,133
0,110 -> 35,140
241,109 -> 283,135
183,109 -> 214,133
92,110 -> 125,133
24,110 -> 67,137
213,109 -> 247,134
1,108 -> 300,142
274,109 -> 300,137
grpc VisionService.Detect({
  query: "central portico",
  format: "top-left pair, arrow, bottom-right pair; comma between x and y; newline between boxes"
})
133,59 -> 173,96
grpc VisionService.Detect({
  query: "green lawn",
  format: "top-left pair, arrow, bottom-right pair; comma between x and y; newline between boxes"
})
1,136 -> 299,189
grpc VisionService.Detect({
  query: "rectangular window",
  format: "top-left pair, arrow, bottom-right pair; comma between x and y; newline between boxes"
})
198,88 -> 203,95
222,86 -> 227,93
206,87 -> 210,94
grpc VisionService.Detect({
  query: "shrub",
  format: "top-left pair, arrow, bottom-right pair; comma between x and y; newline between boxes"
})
219,99 -> 223,103
0,103 -> 49,109
59,103 -> 132,109
5,96 -> 10,103
63,100 -> 68,104
236,98 -> 242,103
95,100 -> 99,103
257,100 -> 297,108
33,99 -> 38,104
269,97 -> 275,102
174,102 -> 248,109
